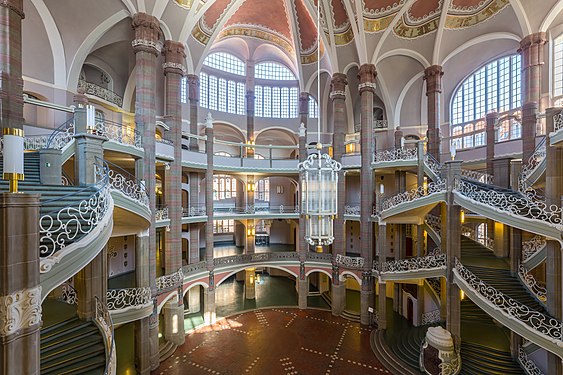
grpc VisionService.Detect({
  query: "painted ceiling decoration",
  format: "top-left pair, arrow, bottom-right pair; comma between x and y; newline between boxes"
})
174,0 -> 194,10
328,0 -> 354,46
363,0 -> 405,33
295,0 -> 321,63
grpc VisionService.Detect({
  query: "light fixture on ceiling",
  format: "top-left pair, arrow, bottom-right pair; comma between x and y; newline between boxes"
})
298,1 -> 341,253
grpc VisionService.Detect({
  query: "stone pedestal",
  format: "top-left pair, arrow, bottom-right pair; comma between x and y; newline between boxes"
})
76,247 -> 107,320
204,288 -> 216,324
74,134 -> 106,185
421,326 -> 457,375
331,282 -> 345,316
135,317 -> 151,375
298,277 -> 307,309
245,269 -> 256,300
163,299 -> 185,346
39,149 -> 62,185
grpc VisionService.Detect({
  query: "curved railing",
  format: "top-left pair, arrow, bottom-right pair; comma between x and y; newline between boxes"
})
95,120 -> 142,149
60,282 -> 78,305
213,252 -> 300,266
183,205 -> 206,217
517,346 -> 544,375
461,225 -> 494,250
424,153 -> 442,178
45,117 -> 76,149
518,264 -> 547,304
454,259 -> 561,346
213,205 -> 299,215
344,205 -> 360,215
381,179 -> 446,211
460,169 -> 493,184
378,252 -> 446,273
455,179 -> 562,230
334,254 -> 364,269
97,157 -> 148,206
373,147 -> 417,163
39,161 -> 111,269
106,287 -> 152,312
156,268 -> 184,292
555,112 -> 563,133
421,309 -> 441,325
523,236 -> 547,263
425,214 -> 442,236
519,137 -> 547,191
94,296 -> 116,375
156,207 -> 169,220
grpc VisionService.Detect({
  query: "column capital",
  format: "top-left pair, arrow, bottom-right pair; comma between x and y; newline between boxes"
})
299,92 -> 310,115
424,65 -> 443,94
0,0 -> 24,19
358,64 -> 377,94
131,13 -> 162,56
162,40 -> 186,76
330,73 -> 348,100
519,32 -> 548,51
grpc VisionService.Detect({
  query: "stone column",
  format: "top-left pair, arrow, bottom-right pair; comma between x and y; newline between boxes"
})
331,73 -> 347,258
75,247 -> 108,320
0,0 -> 24,131
0,193 -> 41,375
163,297 -> 185,346
246,61 -> 255,158
246,219 -> 255,255
358,64 -> 375,267
417,280 -> 425,326
521,102 -> 539,163
298,263 -> 307,309
187,74 -> 199,150
331,265 -> 345,316
377,223 -> 387,329
444,160 -> 462,345
393,171 -> 406,313
417,141 -> 426,256
298,111 -> 308,259
189,173 -> 200,263
162,40 -> 186,275
493,157 -> 512,259
132,13 -> 161,372
204,275 -> 216,324
545,107 -> 563,375
245,268 -> 256,300
485,111 -> 498,175
205,116 -> 214,270
424,65 -> 444,160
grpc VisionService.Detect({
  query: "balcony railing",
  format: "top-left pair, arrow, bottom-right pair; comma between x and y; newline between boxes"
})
78,79 -> 123,107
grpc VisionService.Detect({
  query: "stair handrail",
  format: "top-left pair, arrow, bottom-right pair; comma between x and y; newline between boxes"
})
424,152 -> 442,176
106,287 -> 152,312
522,236 -> 547,263
378,252 -> 446,273
373,146 -> 418,163
60,281 -> 78,305
155,206 -> 169,220
381,179 -> 446,211
45,117 -> 76,149
39,160 -> 111,260
454,258 -> 561,343
518,346 -> 545,375
426,278 -> 442,301
156,268 -> 184,292
555,112 -> 563,133
95,296 -> 116,375
460,168 -> 493,184
183,204 -> 206,217
425,214 -> 442,235
455,179 -> 562,229
518,264 -> 547,304
519,136 -> 547,191
94,119 -> 142,149
96,156 -> 149,206
61,170 -> 74,186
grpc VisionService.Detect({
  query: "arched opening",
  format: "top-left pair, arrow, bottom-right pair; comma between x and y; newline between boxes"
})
306,271 -> 332,309
183,285 -> 206,331
343,275 -> 361,316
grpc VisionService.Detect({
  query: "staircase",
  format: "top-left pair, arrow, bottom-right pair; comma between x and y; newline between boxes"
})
385,321 -> 440,372
0,152 -> 41,183
320,291 -> 361,322
40,316 -> 106,374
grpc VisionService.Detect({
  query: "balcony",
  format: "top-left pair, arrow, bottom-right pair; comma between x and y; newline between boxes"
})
78,79 -> 123,107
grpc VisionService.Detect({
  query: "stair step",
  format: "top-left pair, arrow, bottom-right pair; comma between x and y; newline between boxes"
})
42,354 -> 106,375
41,343 -> 105,371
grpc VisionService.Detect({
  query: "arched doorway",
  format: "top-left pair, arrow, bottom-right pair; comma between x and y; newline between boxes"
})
306,271 -> 332,309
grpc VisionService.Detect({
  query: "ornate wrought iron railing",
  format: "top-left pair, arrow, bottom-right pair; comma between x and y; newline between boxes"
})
517,346 -> 544,375
460,169 -> 493,184
213,252 -> 300,266
455,259 -> 561,342
554,112 -> 563,133
78,79 -> 123,107
381,179 -> 446,211
106,287 -> 152,312
334,254 -> 364,269
421,309 -> 441,325
98,157 -> 148,206
45,117 -> 76,150
425,214 -> 442,236
426,277 -> 442,298
424,152 -> 442,177
306,252 -> 333,262
156,268 -> 184,292
519,137 -> 547,191
94,296 -> 116,375
39,160 -> 111,265
181,261 -> 207,275
213,205 -> 299,215
94,119 -> 142,149
182,205 -> 206,217
518,264 -> 547,304
60,282 -> 78,305
344,205 -> 360,215
522,235 -> 547,263
155,207 -> 169,221
373,147 -> 417,163
379,252 -> 446,273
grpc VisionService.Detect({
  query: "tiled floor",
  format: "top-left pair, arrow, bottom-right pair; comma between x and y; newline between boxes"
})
155,309 -> 390,375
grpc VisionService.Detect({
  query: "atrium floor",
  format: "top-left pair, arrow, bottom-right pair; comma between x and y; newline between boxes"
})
155,308 -> 389,375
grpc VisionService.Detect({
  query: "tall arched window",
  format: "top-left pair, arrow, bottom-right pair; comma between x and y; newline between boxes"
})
553,35 -> 563,100
255,62 -> 296,80
451,54 -> 521,149
308,95 -> 318,119
203,52 -> 246,76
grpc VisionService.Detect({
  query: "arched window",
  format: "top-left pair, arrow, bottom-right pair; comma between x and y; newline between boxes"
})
308,95 -> 319,119
255,62 -> 296,80
256,178 -> 270,201
212,175 -> 237,200
203,52 -> 245,76
200,72 -> 245,115
554,35 -> 563,99
255,85 -> 298,118
451,54 -> 521,149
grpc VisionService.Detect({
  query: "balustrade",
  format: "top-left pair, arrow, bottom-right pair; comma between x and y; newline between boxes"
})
421,309 -> 441,325
78,79 -> 123,107
518,264 -> 547,303
381,179 -> 446,211
156,268 -> 184,291
373,147 -> 417,163
379,252 -> 446,273
522,236 -> 547,262
517,347 -> 544,375
106,287 -> 152,311
334,254 -> 364,268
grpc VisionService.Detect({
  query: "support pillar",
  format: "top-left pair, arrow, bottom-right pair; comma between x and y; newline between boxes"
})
189,172 -> 200,263
246,219 -> 255,254
377,223 -> 387,329
0,193 -> 41,375
75,247 -> 107,320
331,265 -> 345,316
298,263 -> 307,309
163,298 -> 185,346
205,115 -> 214,270
424,65 -> 444,160
39,149 -> 62,185
493,157 -> 512,259
245,268 -> 256,300
187,74 -> 199,150
298,101 -> 308,259
485,112 -> 498,176
162,40 -> 186,274
246,61 -> 255,158
204,274 -> 216,324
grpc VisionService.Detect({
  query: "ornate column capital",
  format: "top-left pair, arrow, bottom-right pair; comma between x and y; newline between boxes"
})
131,13 -> 162,56
299,92 -> 309,116
162,40 -> 186,76
518,32 -> 548,52
358,64 -> 376,94
424,65 -> 444,94
330,73 -> 348,100
0,0 -> 24,19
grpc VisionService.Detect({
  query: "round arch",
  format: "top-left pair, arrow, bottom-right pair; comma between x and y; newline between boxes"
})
339,271 -> 361,284
305,268 -> 332,280
215,265 -> 298,287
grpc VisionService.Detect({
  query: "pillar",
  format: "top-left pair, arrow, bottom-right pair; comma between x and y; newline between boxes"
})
246,219 -> 255,254
444,160 -> 463,345
187,74 -> 199,150
424,65 -> 444,160
132,13 -> 161,372
298,96 -> 308,260
73,100 -> 106,185
204,273 -> 216,324
0,0 -> 25,131
189,173 -> 200,263
417,280 -> 425,326
298,263 -> 307,309
205,115 -> 214,270
417,141 -> 426,256
485,112 -> 498,176
377,223 -> 387,329
162,40 -> 186,275
331,265 -> 345,316
246,61 -> 255,158
358,64 -> 376,268
521,102 -> 539,163
545,107 -> 563,375
245,268 -> 256,300
163,298 -> 185,346
492,157 -> 512,258
331,73 -> 347,258
75,247 -> 108,320
0,193 -> 41,375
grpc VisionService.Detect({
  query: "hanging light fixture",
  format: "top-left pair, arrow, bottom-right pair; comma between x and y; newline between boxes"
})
298,2 -> 342,252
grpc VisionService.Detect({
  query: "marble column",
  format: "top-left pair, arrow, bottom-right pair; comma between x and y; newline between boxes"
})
205,116 -> 214,270
485,111 -> 498,176
246,219 -> 255,255
0,193 -> 41,375
331,265 -> 345,316
492,157 -> 512,259
424,65 -> 444,160
0,0 -> 24,131
204,278 -> 216,324
187,74 -> 199,150
162,40 -> 186,275
132,13 -> 161,372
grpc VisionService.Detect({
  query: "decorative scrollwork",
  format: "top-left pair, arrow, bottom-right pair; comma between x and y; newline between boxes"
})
60,282 -> 77,305
461,169 -> 493,184
155,207 -> 169,221
94,120 -> 142,149
425,214 -> 441,236
213,252 -> 301,266
554,113 -> 563,133
106,165 -> 148,206
424,152 -> 442,177
334,254 -> 364,269
421,309 -> 441,325
79,79 -> 123,107
517,346 -> 544,375
522,235 -> 547,262
518,264 -> 547,304
426,278 -> 441,297
455,258 -> 561,342
94,296 -> 116,375
306,252 -> 333,262
183,205 -> 206,217
379,253 -> 446,273
374,120 -> 388,129
156,268 -> 184,291
519,137 -> 546,191
439,355 -> 461,375
461,225 -> 494,250
455,179 -> 562,229
0,285 -> 42,337
381,179 -> 446,211
39,162 -> 111,261
344,205 -> 360,215
106,287 -> 152,311
373,147 -> 417,163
